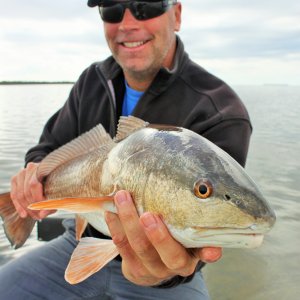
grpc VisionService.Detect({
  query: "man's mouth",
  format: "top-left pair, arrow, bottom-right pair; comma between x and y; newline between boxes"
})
122,41 -> 147,48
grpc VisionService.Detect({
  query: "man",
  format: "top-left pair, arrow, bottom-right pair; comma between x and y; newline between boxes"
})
0,0 -> 251,299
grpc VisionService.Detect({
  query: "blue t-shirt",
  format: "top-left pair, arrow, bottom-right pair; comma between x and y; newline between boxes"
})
122,81 -> 144,116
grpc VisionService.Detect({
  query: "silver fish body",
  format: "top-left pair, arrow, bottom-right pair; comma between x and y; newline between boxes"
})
41,117 -> 276,248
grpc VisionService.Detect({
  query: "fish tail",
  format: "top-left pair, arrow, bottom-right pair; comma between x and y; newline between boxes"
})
0,192 -> 35,249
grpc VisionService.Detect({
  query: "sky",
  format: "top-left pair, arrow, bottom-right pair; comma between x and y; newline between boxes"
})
0,0 -> 299,85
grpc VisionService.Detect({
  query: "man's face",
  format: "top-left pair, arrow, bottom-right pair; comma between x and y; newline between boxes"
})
103,2 -> 182,82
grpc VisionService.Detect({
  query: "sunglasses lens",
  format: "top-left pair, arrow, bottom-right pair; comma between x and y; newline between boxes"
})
99,1 -> 174,23
131,2 -> 168,21
100,4 -> 124,23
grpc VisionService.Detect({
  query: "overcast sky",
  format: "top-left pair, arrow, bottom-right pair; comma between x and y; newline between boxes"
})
0,0 -> 299,85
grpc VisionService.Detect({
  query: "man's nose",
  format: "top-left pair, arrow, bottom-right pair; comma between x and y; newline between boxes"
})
119,9 -> 140,31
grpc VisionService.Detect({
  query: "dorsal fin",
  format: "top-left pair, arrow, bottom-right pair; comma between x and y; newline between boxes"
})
115,116 -> 149,142
37,124 -> 114,181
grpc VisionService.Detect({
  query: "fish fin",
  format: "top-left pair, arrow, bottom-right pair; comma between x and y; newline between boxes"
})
148,124 -> 183,132
37,124 -> 115,181
115,116 -> 149,142
0,192 -> 35,249
65,237 -> 119,284
75,214 -> 88,241
29,196 -> 115,213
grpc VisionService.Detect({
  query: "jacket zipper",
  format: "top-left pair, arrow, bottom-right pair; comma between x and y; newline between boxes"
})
95,65 -> 117,137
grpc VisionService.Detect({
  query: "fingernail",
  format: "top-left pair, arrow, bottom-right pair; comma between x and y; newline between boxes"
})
40,211 -> 49,219
104,211 -> 110,223
200,247 -> 222,263
141,213 -> 157,229
20,211 -> 27,218
105,211 -> 116,223
115,191 -> 129,206
30,177 -> 38,184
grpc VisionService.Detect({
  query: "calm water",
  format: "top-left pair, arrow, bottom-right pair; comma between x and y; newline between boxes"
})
0,84 -> 299,299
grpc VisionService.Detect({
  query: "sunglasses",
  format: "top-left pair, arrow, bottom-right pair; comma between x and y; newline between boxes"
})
99,0 -> 177,24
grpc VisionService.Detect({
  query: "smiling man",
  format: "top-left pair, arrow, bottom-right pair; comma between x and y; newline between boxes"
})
0,1 -> 251,299
103,0 -> 180,90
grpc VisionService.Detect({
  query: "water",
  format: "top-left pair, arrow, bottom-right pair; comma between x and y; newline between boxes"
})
203,85 -> 300,300
0,84 -> 70,265
0,84 -> 299,299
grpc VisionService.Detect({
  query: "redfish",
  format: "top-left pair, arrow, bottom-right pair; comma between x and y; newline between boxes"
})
0,116 -> 276,284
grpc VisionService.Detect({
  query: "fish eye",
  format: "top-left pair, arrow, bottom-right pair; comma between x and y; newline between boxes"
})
194,179 -> 213,199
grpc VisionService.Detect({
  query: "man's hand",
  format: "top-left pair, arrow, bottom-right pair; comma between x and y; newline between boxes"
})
105,190 -> 222,286
10,162 -> 55,220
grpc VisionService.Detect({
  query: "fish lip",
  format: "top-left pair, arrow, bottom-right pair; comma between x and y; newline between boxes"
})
192,226 -> 270,237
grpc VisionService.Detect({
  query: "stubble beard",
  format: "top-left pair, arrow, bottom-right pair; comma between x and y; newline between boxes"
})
123,64 -> 160,84
115,44 -> 170,84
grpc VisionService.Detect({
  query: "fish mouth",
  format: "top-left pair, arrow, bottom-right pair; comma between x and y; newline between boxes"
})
186,226 -> 270,248
170,224 -> 270,249
193,226 -> 270,236
196,232 -> 265,249
193,220 -> 273,235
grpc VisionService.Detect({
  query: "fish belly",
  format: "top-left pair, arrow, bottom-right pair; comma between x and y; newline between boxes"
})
81,212 -> 111,237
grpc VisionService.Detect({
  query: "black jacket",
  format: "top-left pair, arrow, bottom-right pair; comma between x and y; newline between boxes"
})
26,37 -> 251,166
25,36 -> 252,288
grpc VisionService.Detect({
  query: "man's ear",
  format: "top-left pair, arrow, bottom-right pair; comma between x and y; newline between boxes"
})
174,3 -> 182,32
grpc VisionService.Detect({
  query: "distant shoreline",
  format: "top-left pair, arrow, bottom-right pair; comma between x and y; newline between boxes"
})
1,81 -> 296,87
0,81 -> 74,85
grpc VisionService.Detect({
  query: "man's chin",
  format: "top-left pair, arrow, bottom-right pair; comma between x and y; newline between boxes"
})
123,65 -> 159,82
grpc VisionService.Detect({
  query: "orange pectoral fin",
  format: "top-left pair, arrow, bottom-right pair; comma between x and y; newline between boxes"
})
65,237 -> 119,284
28,196 -> 114,213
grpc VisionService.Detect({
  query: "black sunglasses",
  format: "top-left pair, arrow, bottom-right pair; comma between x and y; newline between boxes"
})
99,0 -> 177,24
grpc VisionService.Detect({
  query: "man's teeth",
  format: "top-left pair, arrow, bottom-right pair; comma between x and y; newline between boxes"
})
123,41 -> 145,48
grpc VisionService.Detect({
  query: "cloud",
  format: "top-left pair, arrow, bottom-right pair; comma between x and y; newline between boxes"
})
0,0 -> 109,81
182,1 -> 300,59
0,0 -> 91,20
0,0 -> 299,84
181,0 -> 300,84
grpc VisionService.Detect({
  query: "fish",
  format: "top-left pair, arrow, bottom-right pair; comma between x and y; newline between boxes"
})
0,116 -> 276,284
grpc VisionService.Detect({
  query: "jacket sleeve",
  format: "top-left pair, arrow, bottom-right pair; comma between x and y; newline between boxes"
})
187,84 -> 252,167
201,118 -> 252,167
